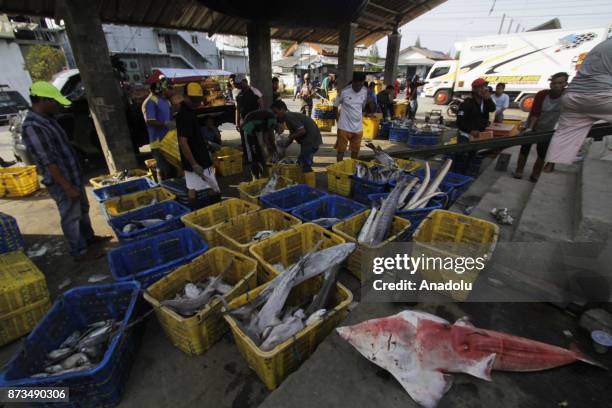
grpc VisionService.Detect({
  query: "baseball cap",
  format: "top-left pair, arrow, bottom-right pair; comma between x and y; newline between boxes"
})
471,78 -> 487,89
235,73 -> 247,82
30,81 -> 71,106
186,82 -> 203,97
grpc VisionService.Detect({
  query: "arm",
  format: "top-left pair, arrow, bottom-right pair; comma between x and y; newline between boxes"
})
48,164 -> 80,199
178,136 -> 199,170
235,103 -> 241,130
526,91 -> 545,131
144,100 -> 168,128
213,128 -> 222,145
456,101 -> 472,134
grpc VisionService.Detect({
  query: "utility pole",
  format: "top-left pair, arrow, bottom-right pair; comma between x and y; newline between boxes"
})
507,18 -> 513,34
498,13 -> 506,34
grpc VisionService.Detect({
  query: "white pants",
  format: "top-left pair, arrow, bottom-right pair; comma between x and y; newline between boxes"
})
184,166 -> 219,192
545,92 -> 612,164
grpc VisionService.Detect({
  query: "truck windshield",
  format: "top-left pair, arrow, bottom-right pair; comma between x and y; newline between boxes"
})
0,93 -> 14,108
429,66 -> 451,79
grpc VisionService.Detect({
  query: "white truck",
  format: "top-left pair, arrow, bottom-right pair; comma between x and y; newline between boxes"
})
423,26 -> 611,111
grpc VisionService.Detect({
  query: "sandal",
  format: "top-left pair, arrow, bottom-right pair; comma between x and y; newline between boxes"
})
512,171 -> 523,179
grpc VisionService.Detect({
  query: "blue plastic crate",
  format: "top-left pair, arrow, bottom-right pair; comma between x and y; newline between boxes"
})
389,126 -> 411,142
350,175 -> 389,204
109,227 -> 208,287
378,121 -> 391,139
109,201 -> 190,243
368,191 -> 445,235
0,212 -> 24,254
416,168 -> 473,204
160,178 -> 218,209
0,282 -> 142,408
92,178 -> 157,202
291,195 -> 366,228
408,130 -> 440,147
260,185 -> 327,212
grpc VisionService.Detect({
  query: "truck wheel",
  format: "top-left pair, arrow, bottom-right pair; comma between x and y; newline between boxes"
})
519,95 -> 535,112
434,90 -> 452,105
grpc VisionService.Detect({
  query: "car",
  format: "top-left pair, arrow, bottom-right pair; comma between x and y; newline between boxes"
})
0,86 -> 29,124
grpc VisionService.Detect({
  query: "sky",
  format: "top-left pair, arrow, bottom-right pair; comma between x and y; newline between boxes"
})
373,0 -> 612,56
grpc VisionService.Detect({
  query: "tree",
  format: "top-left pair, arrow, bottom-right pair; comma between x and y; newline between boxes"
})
414,36 -> 422,48
368,44 -> 379,63
24,45 -> 66,81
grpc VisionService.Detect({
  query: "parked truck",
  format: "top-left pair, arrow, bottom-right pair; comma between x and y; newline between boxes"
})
423,26 -> 611,111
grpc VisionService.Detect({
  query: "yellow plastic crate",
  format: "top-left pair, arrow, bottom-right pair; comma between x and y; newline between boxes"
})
325,159 -> 375,196
89,169 -> 151,189
249,223 -> 345,284
393,158 -> 420,173
362,117 -> 380,140
0,166 -> 39,198
238,176 -> 295,205
267,161 -> 304,184
224,273 -> 352,390
0,296 -> 51,346
327,89 -> 338,102
213,147 -> 243,176
332,211 -> 411,281
393,101 -> 408,119
103,187 -> 175,217
0,251 -> 49,316
143,247 -> 258,355
159,130 -> 182,169
217,209 -> 302,255
181,198 -> 259,247
412,210 -> 499,301
314,118 -> 334,132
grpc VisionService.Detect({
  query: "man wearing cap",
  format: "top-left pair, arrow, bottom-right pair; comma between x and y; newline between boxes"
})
177,82 -> 220,209
455,78 -> 496,173
298,73 -> 315,117
333,75 -> 369,161
142,76 -> 175,180
234,75 -> 264,162
22,81 -> 109,262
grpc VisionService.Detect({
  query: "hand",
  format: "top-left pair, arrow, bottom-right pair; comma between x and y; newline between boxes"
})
64,184 -> 81,201
235,124 -> 241,132
192,165 -> 204,177
164,121 -> 176,130
470,130 -> 480,138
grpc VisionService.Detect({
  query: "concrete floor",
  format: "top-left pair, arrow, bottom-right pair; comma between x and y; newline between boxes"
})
3,100 -> 605,408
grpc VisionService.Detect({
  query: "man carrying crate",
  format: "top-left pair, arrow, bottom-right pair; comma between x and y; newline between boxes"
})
22,81 -> 110,262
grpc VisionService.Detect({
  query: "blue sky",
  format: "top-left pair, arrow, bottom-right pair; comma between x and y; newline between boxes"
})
373,0 -> 612,56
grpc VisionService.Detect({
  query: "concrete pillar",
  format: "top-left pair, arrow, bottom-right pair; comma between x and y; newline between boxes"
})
247,21 -> 273,107
337,22 -> 357,90
58,0 -> 137,172
384,30 -> 401,87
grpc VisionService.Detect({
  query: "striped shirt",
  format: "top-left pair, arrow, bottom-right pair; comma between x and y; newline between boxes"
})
22,111 -> 82,187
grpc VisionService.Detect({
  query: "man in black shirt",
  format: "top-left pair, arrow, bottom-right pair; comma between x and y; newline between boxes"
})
241,109 -> 278,179
235,75 -> 264,162
377,84 -> 395,120
177,82 -> 220,208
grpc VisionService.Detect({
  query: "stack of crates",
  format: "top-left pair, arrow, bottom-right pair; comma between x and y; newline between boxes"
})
326,159 -> 375,197
0,213 -> 24,254
0,251 -> 51,346
237,176 -> 295,205
159,130 -> 181,170
0,166 -> 39,198
89,169 -> 152,189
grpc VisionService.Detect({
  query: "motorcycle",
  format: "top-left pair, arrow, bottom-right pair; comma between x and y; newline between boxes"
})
446,96 -> 464,118
9,111 -> 34,165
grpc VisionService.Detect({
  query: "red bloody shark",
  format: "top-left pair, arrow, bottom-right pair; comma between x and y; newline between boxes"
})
336,311 -> 604,408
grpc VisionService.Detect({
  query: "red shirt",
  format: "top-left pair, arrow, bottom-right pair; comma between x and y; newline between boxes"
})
530,89 -> 563,116
394,80 -> 399,97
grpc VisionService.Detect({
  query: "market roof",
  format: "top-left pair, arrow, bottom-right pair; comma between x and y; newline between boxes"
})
0,0 -> 448,46
146,68 -> 233,83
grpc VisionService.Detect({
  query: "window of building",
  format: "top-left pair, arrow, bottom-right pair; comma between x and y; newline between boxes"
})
191,35 -> 198,44
429,66 -> 451,79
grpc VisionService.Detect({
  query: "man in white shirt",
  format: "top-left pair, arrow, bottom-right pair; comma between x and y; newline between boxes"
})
492,83 -> 509,123
333,75 -> 369,161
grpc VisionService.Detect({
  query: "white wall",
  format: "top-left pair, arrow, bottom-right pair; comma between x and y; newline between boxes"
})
103,25 -> 161,54
222,54 -> 248,74
0,40 -> 32,102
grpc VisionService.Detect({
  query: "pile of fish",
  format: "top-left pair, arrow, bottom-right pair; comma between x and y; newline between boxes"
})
161,260 -> 234,317
365,142 -> 416,173
354,163 -> 403,184
310,218 -> 341,229
274,134 -> 290,161
277,157 -> 298,165
259,172 -> 294,197
227,242 -> 355,351
338,310 -> 605,408
490,207 -> 514,225
393,159 -> 452,212
251,230 -> 276,242
99,169 -> 141,186
31,320 -> 117,378
122,214 -> 174,234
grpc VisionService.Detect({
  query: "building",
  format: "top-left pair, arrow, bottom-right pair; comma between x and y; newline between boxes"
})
397,46 -> 450,79
214,35 -> 249,75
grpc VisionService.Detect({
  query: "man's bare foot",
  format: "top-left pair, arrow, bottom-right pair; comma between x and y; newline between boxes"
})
87,235 -> 112,246
543,163 -> 555,173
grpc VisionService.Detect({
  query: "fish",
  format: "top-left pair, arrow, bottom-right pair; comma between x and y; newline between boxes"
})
58,330 -> 80,348
259,173 -> 279,196
365,142 -> 396,168
305,265 -> 339,315
305,309 -> 327,326
122,217 -> 168,234
337,310 -> 605,408
369,177 -> 407,246
397,177 -> 419,207
46,347 -> 73,363
77,320 -> 116,349
87,274 -> 110,283
79,345 -> 104,360
358,204 -> 379,244
184,283 -> 202,299
45,364 -> 65,374
407,161 -> 430,208
405,192 -> 446,210
354,165 -> 403,184
310,218 -> 341,229
423,158 -> 452,198
252,230 -> 276,241
215,281 -> 233,295
61,352 -> 90,369
260,309 -> 306,351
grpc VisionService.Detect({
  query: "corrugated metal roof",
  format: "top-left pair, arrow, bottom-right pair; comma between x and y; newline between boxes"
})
0,0 -> 447,46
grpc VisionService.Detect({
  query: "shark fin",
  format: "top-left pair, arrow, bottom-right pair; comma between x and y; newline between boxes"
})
387,366 -> 453,408
463,353 -> 496,381
455,316 -> 475,327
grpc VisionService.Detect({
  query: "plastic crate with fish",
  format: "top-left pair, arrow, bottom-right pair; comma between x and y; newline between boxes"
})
362,117 -> 380,140
159,129 -> 181,169
109,228 -> 208,287
237,176 -> 295,205
103,187 -> 175,218
0,166 -> 39,198
0,282 -> 142,407
213,147 -> 243,176
0,213 -> 24,254
223,269 -> 352,390
143,247 -> 258,355
412,210 -> 499,301
259,185 -> 327,213
416,168 -> 473,204
368,191 -> 444,236
181,198 -> 259,247
408,129 -> 440,147
92,177 -> 157,202
378,121 -> 391,139
248,222 -> 345,285
314,118 -> 334,132
392,158 -> 420,173
350,173 -> 389,204
267,160 -> 304,184
109,201 -> 190,243
325,159 -> 375,197
291,195 -> 366,229
313,103 -> 336,120
160,177 -> 218,210
89,169 -> 152,189
333,210 -> 411,281
216,209 -> 301,255
388,126 -> 411,143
